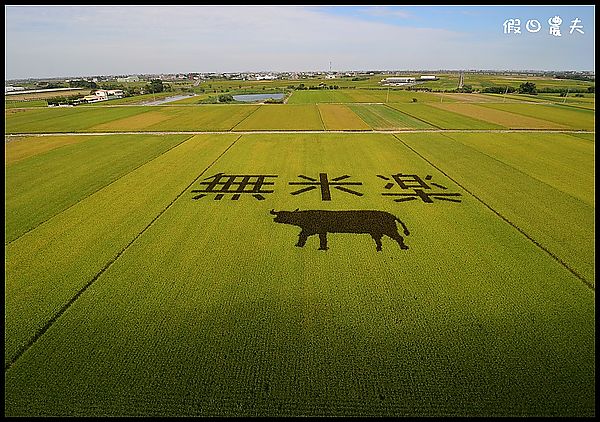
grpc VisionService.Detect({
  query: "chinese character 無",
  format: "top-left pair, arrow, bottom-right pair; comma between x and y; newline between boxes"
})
192,173 -> 277,201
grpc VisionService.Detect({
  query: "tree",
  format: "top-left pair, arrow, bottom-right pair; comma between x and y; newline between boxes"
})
518,82 -> 537,95
69,79 -> 97,89
482,86 -> 516,94
587,86 -> 595,93
218,93 -> 234,103
146,79 -> 164,94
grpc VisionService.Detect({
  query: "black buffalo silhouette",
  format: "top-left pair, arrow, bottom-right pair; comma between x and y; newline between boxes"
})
270,209 -> 410,251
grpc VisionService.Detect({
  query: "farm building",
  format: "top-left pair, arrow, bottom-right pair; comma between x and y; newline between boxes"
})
380,77 -> 416,85
116,75 -> 140,82
381,75 -> 439,86
83,89 -> 124,103
5,86 -> 26,93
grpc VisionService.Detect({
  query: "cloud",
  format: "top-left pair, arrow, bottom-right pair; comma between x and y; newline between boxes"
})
4,5 -> 593,78
357,7 -> 414,20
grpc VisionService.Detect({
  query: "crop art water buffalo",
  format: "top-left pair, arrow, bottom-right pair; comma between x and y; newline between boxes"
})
270,209 -> 410,251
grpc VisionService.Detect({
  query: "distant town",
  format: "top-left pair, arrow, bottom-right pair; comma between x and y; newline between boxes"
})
5,69 -> 595,93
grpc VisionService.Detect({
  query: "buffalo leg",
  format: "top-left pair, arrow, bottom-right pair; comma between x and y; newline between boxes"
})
296,230 -> 309,247
389,232 -> 409,250
371,234 -> 384,251
318,233 -> 328,250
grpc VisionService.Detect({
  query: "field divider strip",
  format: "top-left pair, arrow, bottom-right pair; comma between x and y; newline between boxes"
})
382,103 -> 443,129
5,129 -> 595,137
391,133 -> 594,291
345,104 -> 373,130
439,132 -> 594,208
229,105 -> 263,131
564,132 -> 595,143
4,134 -> 243,373
5,134 -> 196,247
368,104 -> 399,129
316,104 -> 327,130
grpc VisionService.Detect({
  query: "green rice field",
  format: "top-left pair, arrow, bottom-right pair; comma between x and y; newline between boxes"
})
4,90 -> 595,417
287,89 -> 445,104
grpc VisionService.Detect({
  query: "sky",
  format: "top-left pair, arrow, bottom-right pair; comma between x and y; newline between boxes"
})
4,4 -> 595,80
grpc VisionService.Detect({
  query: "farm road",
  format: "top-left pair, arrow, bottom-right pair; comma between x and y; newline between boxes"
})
4,129 -> 595,138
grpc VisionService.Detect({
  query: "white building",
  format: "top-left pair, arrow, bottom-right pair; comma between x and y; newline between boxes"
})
380,75 -> 439,86
5,86 -> 26,93
83,89 -> 124,103
380,77 -> 416,86
116,75 -> 140,83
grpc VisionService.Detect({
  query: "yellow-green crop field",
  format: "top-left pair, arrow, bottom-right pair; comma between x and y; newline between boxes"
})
5,95 -> 595,133
287,89 -> 445,104
4,90 -> 595,417
431,103 -> 569,129
317,104 -> 371,131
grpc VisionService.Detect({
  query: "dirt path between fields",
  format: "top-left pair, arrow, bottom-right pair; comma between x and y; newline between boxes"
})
4,129 -> 595,139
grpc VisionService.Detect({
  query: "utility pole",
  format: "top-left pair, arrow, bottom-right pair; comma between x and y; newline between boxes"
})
386,85 -> 390,103
502,85 -> 509,103
563,87 -> 569,103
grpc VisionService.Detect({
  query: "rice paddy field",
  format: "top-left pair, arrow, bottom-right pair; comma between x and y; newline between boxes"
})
4,87 -> 595,417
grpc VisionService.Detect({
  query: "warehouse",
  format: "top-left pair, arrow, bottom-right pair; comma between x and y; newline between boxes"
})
380,77 -> 416,85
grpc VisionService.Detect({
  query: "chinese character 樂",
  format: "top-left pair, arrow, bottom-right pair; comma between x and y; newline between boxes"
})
379,173 -> 462,203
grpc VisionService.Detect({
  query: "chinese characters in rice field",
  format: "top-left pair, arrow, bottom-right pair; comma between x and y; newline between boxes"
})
191,172 -> 462,204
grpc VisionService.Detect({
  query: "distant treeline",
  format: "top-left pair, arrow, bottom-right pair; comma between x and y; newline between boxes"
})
415,83 -> 595,95
479,85 -> 594,94
553,74 -> 595,82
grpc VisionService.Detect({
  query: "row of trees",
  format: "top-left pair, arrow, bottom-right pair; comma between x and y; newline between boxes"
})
68,80 -> 97,89
449,82 -> 536,94
46,79 -> 171,106
295,83 -> 340,90
452,82 -> 593,95
46,94 -> 86,106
